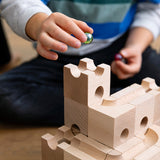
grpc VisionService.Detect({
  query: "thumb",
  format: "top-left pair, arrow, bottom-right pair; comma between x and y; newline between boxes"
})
120,49 -> 129,59
120,48 -> 137,59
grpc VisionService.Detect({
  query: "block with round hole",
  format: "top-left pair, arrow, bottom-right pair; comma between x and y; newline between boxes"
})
88,103 -> 135,148
64,58 -> 110,136
130,93 -> 155,137
63,58 -> 110,106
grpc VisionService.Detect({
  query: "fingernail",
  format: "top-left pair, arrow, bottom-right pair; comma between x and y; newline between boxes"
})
121,50 -> 127,57
60,45 -> 67,52
75,41 -> 81,48
53,54 -> 58,60
81,35 -> 87,42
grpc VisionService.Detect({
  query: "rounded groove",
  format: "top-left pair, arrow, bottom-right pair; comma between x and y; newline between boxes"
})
70,66 -> 81,78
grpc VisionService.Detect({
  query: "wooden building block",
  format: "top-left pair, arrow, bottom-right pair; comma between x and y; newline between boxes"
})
64,145 -> 97,160
117,125 -> 160,160
141,77 -> 159,92
115,137 -> 142,153
88,83 -> 147,148
41,133 -> 60,160
88,103 -> 135,148
57,126 -> 74,141
42,58 -> 160,160
122,142 -> 148,160
134,145 -> 160,160
71,133 -> 112,160
107,142 -> 147,160
102,83 -> 146,106
64,98 -> 88,136
130,93 -> 155,137
148,90 -> 160,123
64,58 -> 110,136
64,58 -> 110,106
150,152 -> 160,160
41,126 -> 74,160
145,125 -> 160,147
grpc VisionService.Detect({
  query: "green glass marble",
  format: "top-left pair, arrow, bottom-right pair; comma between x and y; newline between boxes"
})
84,32 -> 93,44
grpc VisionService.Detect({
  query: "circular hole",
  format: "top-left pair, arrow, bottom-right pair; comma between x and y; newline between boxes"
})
71,124 -> 80,136
95,86 -> 104,99
120,128 -> 129,142
140,116 -> 148,128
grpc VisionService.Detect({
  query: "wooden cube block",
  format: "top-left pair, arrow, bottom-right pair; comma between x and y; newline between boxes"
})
88,103 -> 135,148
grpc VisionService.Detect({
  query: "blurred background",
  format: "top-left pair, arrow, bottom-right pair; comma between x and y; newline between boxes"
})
0,19 -> 37,73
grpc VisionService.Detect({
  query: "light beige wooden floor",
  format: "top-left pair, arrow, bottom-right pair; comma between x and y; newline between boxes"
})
0,19 -> 160,160
0,124 -> 57,160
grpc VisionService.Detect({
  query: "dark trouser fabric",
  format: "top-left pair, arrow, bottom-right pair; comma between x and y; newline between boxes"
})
0,19 -> 11,66
0,32 -> 160,126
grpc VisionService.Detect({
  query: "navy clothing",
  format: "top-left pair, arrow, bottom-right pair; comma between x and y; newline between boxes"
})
0,32 -> 160,125
0,19 -> 11,66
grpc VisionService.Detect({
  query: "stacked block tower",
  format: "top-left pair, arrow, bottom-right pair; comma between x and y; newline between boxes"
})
41,58 -> 160,160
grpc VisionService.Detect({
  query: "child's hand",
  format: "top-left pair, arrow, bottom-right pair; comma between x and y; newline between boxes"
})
111,47 -> 142,79
111,27 -> 153,80
26,12 -> 93,60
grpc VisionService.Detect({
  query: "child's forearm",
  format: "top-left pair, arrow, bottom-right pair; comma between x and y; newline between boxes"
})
125,27 -> 154,53
25,12 -> 49,41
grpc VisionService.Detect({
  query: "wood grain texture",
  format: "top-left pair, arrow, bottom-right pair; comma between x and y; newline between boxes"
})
0,124 -> 57,160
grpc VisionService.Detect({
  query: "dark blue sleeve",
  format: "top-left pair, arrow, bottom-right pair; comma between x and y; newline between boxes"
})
138,0 -> 160,3
41,0 -> 49,4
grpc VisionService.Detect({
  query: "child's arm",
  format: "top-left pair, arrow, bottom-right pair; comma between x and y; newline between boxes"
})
1,0 -> 52,40
25,12 -> 93,60
111,2 -> 160,79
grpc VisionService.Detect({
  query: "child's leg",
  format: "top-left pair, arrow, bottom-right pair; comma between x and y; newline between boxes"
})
0,56 -> 64,125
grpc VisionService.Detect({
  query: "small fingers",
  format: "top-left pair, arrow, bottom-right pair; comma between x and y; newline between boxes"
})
111,61 -> 136,79
38,32 -> 68,52
52,13 -> 92,43
37,43 -> 58,60
115,60 -> 140,74
72,19 -> 94,34
37,12 -> 94,59
47,24 -> 82,48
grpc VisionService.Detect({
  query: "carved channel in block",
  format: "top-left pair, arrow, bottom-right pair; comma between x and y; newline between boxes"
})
58,138 -> 70,145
